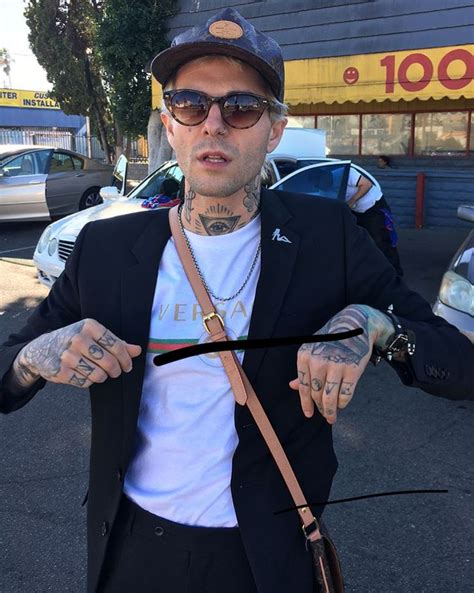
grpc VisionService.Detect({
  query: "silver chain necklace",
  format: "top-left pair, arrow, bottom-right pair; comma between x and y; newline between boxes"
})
177,205 -> 261,302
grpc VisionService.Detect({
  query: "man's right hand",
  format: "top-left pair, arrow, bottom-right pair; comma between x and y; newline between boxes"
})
9,319 -> 142,391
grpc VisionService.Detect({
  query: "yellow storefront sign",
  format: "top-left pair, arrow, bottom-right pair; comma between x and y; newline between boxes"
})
0,89 -> 60,109
285,45 -> 474,105
151,45 -> 473,108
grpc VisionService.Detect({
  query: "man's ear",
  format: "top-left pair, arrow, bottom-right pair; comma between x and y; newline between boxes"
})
267,118 -> 287,153
160,112 -> 176,150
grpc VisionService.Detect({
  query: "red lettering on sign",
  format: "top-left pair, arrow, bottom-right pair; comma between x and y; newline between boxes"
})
380,55 -> 396,93
438,48 -> 474,90
398,53 -> 433,92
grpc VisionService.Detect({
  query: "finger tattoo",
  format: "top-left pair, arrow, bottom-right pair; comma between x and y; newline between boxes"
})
298,370 -> 309,386
88,344 -> 104,360
97,331 -> 117,349
69,373 -> 87,387
311,377 -> 323,391
325,381 -> 338,395
340,382 -> 354,396
326,408 -> 336,416
76,357 -> 95,376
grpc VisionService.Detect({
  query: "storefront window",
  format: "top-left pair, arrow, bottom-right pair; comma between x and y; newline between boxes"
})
361,113 -> 411,155
414,112 -> 468,156
286,115 -> 315,128
317,115 -> 359,155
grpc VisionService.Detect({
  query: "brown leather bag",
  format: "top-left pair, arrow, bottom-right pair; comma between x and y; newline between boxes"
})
169,206 -> 345,593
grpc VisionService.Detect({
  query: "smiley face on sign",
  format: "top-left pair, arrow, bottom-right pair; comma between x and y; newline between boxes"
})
343,67 -> 359,85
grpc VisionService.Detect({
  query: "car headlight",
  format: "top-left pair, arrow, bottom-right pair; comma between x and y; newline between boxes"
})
439,271 -> 474,316
47,238 -> 58,256
37,227 -> 52,253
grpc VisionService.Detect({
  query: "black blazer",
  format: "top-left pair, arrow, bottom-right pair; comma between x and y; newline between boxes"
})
1,189 -> 473,593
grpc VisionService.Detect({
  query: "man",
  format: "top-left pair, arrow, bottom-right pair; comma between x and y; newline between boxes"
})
0,8 -> 473,593
345,166 -> 403,275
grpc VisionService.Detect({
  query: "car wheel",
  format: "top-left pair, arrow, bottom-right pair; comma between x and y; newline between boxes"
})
79,187 -> 103,210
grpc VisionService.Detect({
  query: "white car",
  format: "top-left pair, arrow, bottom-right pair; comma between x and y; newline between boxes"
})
432,205 -> 474,343
34,129 -> 370,288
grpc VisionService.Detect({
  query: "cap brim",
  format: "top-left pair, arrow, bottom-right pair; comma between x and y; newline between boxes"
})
151,41 -> 282,101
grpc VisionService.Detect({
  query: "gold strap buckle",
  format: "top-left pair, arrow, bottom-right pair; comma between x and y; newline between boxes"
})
202,311 -> 225,334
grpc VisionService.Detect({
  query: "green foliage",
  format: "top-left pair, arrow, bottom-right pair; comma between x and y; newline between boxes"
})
24,0 -> 178,158
97,0 -> 178,139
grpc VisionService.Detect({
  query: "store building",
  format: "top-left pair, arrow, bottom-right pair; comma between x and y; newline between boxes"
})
0,88 -> 88,151
152,0 -> 474,227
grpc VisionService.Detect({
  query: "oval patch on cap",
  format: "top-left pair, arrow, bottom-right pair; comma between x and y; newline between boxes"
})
209,20 -> 244,40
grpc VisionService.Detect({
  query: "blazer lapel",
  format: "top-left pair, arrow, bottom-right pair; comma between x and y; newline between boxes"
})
242,189 -> 300,385
120,211 -> 171,466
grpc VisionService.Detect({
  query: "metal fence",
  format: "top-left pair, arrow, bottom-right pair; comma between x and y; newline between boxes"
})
0,128 -> 148,162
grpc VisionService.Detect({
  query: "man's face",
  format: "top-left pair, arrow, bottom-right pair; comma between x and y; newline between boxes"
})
161,56 -> 286,199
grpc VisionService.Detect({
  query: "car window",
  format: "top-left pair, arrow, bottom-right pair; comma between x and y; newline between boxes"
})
272,163 -> 349,200
131,164 -> 184,200
1,153 -> 38,176
33,149 -> 52,174
50,152 -> 75,173
72,156 -> 84,170
274,160 -> 299,179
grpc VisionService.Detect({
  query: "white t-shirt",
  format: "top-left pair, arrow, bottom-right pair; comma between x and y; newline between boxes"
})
124,215 -> 261,527
345,167 -> 382,213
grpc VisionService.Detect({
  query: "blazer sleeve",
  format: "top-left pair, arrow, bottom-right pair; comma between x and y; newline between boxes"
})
341,205 -> 474,400
0,223 -> 90,414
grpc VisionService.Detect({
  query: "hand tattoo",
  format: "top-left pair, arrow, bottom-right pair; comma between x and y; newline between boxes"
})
311,307 -> 370,366
325,381 -> 338,395
69,373 -> 88,387
88,344 -> 104,360
75,358 -> 95,377
97,331 -> 117,350
298,370 -> 309,386
340,382 -> 353,396
21,320 -> 86,380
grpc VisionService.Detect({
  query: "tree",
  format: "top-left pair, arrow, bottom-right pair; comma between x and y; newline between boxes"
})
0,48 -> 13,87
96,0 -> 177,158
25,0 -> 177,163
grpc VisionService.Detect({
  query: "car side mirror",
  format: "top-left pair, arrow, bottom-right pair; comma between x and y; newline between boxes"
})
0,167 -> 9,177
100,186 -> 120,201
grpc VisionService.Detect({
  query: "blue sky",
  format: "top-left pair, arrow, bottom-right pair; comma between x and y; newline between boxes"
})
1,0 -> 51,91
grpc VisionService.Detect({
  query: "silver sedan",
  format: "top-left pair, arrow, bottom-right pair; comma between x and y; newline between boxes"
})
0,145 -> 113,222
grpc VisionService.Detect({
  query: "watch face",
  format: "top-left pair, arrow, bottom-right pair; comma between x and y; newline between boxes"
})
388,334 -> 409,352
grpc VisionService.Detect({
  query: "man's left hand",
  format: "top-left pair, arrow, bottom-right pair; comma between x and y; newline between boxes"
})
289,304 -> 394,424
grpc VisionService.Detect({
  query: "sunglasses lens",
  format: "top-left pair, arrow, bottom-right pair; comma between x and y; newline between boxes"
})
169,91 -> 209,125
222,94 -> 265,128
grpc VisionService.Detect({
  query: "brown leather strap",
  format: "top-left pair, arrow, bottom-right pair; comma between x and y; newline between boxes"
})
169,206 -> 322,542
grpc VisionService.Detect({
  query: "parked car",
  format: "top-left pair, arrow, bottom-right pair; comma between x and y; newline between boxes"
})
432,205 -> 474,343
35,128 -> 381,288
0,145 -> 115,222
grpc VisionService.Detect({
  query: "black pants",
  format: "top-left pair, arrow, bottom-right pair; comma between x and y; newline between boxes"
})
353,196 -> 404,276
97,495 -> 259,593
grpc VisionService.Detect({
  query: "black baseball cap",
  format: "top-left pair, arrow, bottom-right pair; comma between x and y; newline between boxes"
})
151,8 -> 285,102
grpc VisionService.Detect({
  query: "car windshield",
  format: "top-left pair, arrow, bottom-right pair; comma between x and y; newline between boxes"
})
128,163 -> 184,201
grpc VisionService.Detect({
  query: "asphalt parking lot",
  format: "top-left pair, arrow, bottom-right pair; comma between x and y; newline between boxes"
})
0,221 -> 473,593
